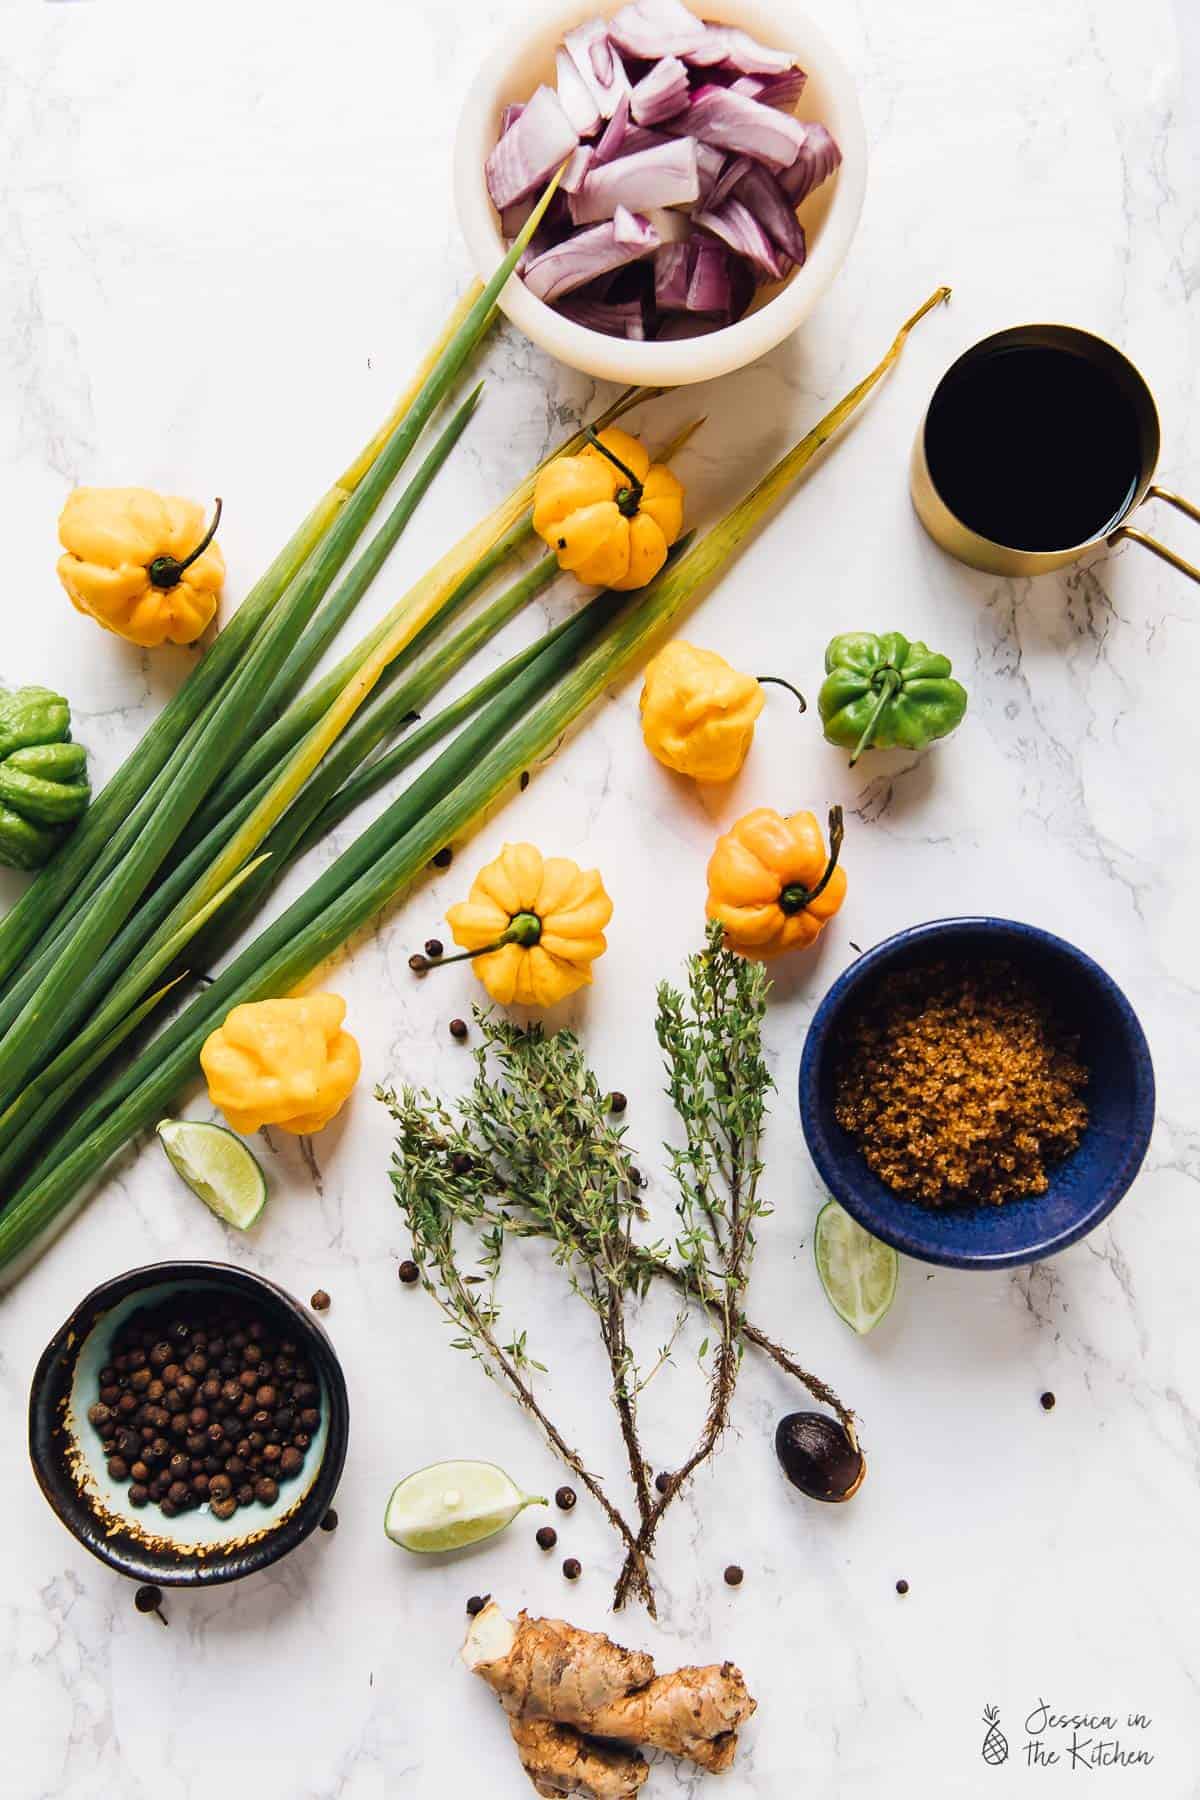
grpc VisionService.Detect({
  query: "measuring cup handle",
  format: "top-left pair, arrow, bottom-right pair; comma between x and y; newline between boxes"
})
1107,485 -> 1200,583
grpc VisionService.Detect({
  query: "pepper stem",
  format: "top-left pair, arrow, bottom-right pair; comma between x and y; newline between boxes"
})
755,675 -> 807,714
147,497 -> 223,590
778,807 -> 845,914
849,669 -> 900,766
413,911 -> 542,972
585,428 -> 644,517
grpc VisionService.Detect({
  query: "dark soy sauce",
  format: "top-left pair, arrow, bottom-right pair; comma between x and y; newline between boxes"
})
923,343 -> 1142,551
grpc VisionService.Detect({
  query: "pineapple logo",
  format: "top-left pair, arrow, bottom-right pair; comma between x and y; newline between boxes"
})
980,1704 -> 1009,1766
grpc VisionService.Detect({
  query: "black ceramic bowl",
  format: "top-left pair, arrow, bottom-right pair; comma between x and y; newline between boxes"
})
799,917 -> 1155,1270
29,1261 -> 349,1586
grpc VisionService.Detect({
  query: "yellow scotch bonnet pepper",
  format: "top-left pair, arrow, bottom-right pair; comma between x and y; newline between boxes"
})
58,488 -> 225,648
640,642 -> 808,782
706,806 -> 847,959
439,843 -> 613,1007
532,427 -> 684,592
200,993 -> 361,1135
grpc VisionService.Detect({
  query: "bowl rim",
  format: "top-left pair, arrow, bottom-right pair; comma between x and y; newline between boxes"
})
798,916 -> 1157,1270
453,0 -> 868,386
28,1259 -> 350,1587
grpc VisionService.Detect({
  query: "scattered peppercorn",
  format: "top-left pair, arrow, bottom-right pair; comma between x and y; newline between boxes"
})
895,1579 -> 910,1595
555,1486 -> 577,1512
723,1565 -> 744,1587
562,1558 -> 581,1581
536,1525 -> 558,1551
466,1594 -> 490,1617
432,847 -> 453,869
398,1260 -> 420,1285
134,1584 -> 168,1625
408,953 -> 430,974
654,1471 -> 672,1495
629,1167 -> 644,1188
449,1018 -> 468,1041
321,1509 -> 339,1532
424,939 -> 444,959
608,1091 -> 627,1115
450,1152 -> 473,1176
90,1292 -> 321,1526
519,771 -> 530,792
1040,1391 -> 1056,1411
311,1290 -> 331,1312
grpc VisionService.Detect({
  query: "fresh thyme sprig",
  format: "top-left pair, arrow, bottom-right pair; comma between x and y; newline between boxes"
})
380,929 -> 854,1613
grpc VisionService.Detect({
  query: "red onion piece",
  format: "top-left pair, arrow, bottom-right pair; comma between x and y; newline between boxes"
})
609,0 -> 709,60
523,207 -> 660,303
733,161 -> 807,263
570,137 -> 699,225
777,122 -> 842,203
674,84 -> 809,173
694,195 -> 787,279
486,84 -> 579,210
563,19 -> 631,119
592,91 -> 632,165
561,145 -> 595,194
654,241 -> 691,309
556,48 -> 602,137
685,23 -> 801,76
629,55 -> 691,127
730,69 -> 807,110
686,240 -> 731,312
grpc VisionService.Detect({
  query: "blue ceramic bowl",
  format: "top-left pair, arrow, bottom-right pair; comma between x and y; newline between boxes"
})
799,918 -> 1155,1270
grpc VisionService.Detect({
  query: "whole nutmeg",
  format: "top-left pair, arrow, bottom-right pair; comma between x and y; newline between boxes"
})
774,1412 -> 865,1503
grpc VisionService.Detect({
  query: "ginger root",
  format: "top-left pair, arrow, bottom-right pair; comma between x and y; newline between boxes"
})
463,1604 -> 756,1798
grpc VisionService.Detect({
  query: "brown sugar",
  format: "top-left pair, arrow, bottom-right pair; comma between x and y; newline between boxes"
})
833,958 -> 1089,1208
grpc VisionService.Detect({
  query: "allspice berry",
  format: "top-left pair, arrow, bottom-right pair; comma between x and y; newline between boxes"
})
554,1486 -> 577,1512
398,1260 -> 420,1285
562,1558 -> 581,1581
466,1594 -> 489,1617
723,1565 -> 744,1587
896,1579 -> 910,1596
608,1092 -> 628,1115
449,1018 -> 468,1042
1040,1391 -> 1056,1411
310,1290 -> 331,1313
320,1509 -> 339,1533
536,1525 -> 558,1551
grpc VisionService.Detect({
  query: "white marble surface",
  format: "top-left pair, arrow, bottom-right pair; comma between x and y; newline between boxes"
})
2,0 -> 1199,1794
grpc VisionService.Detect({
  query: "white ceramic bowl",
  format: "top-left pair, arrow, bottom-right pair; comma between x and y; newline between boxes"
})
454,0 -> 867,387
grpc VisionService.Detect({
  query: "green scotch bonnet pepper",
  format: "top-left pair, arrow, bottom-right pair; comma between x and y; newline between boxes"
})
0,686 -> 91,870
818,632 -> 968,767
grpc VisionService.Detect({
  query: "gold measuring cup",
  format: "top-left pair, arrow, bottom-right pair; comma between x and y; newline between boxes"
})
910,323 -> 1200,583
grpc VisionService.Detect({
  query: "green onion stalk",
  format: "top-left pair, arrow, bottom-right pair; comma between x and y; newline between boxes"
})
0,289 -> 949,1282
0,187 -> 570,1109
0,282 -> 488,997
0,552 -> 564,1179
0,386 -> 482,1047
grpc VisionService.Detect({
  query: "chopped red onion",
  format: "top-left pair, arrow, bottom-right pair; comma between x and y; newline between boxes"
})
777,122 -> 843,203
694,195 -> 786,279
654,242 -> 691,309
561,144 -> 595,194
621,124 -> 672,156
592,91 -> 632,165
684,23 -> 801,76
556,48 -> 602,138
500,195 -> 535,240
641,205 -> 691,242
570,136 -> 699,225
523,208 -> 660,303
733,161 -> 806,263
629,55 -> 691,126
609,0 -> 709,60
707,153 -> 752,210
694,138 -> 724,203
500,102 -> 525,135
486,84 -> 579,210
563,19 -> 631,119
730,69 -> 807,111
674,84 -> 809,173
559,291 -> 647,338
686,239 -> 731,312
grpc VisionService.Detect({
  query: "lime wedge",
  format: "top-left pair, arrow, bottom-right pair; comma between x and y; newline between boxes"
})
385,1459 -> 546,1554
814,1199 -> 898,1334
156,1118 -> 268,1230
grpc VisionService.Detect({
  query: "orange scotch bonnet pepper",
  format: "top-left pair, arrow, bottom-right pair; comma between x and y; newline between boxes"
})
706,806 -> 847,959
